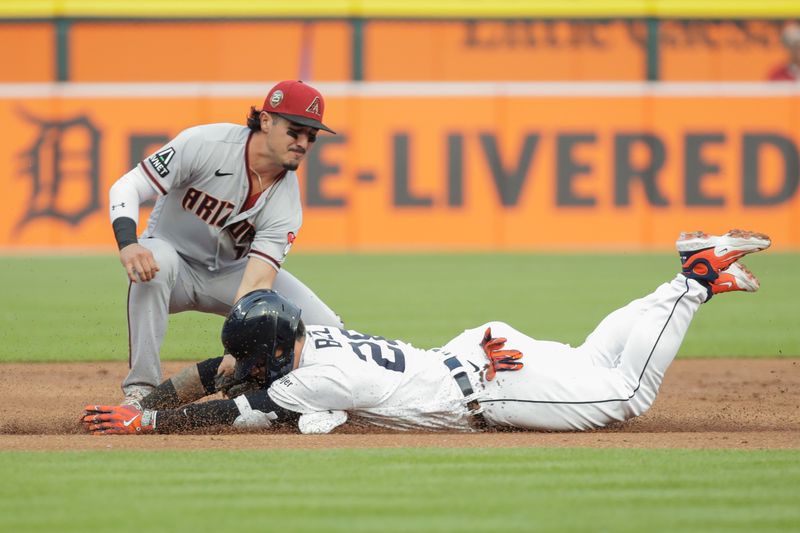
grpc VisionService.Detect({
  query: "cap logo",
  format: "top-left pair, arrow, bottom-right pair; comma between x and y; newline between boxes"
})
269,90 -> 284,108
305,96 -> 321,116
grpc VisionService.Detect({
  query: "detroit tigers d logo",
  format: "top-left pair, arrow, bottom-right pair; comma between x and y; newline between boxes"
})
15,110 -> 102,232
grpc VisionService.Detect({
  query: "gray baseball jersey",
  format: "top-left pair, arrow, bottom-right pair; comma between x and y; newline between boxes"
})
139,123 -> 300,271
120,123 -> 342,396
263,275 -> 707,433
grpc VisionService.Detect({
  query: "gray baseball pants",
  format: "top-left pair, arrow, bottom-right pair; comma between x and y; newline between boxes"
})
122,237 -> 343,395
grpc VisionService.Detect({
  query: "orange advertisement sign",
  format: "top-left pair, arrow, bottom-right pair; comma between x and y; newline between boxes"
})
1,83 -> 798,252
1,19 -> 792,83
365,20 -> 647,81
365,20 -> 790,82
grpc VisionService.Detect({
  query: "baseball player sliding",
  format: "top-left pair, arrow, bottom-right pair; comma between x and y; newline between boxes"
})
83,229 -> 770,434
108,80 -> 343,405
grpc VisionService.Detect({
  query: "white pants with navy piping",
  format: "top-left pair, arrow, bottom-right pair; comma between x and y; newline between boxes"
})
441,275 -> 707,431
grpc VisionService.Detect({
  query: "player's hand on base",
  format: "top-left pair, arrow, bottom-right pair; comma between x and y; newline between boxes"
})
480,327 -> 524,381
119,243 -> 159,283
81,404 -> 156,435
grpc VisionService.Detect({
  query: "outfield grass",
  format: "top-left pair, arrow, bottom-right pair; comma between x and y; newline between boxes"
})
0,252 -> 796,362
0,448 -> 798,533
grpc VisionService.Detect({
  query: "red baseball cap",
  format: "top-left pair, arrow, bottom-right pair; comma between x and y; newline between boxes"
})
263,80 -> 335,134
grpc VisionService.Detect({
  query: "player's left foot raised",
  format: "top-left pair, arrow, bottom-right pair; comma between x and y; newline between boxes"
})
711,262 -> 760,294
677,229 -> 771,282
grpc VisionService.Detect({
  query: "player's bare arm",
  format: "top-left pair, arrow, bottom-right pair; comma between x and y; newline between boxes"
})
119,357 -> 220,412
234,257 -> 278,301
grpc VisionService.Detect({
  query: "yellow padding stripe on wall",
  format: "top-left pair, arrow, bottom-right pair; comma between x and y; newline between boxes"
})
1,0 -> 799,19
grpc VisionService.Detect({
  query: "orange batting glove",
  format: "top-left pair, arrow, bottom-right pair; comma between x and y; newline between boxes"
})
81,404 -> 157,435
480,327 -> 524,381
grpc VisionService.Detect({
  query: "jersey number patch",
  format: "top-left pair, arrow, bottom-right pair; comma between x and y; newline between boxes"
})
341,330 -> 406,373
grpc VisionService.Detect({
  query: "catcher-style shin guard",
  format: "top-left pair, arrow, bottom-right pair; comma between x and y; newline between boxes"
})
480,327 -> 524,381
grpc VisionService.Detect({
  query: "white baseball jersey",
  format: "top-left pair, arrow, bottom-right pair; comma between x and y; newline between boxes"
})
139,123 -> 300,271
268,326 -> 477,432
267,275 -> 708,433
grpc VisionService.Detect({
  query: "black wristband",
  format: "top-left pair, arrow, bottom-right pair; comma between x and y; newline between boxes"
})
112,217 -> 138,250
140,379 -> 180,410
197,356 -> 224,394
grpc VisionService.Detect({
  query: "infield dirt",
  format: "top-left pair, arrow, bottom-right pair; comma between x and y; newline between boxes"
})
1,359 -> 797,451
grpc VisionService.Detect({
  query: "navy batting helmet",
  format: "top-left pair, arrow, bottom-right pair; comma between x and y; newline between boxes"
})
221,289 -> 303,386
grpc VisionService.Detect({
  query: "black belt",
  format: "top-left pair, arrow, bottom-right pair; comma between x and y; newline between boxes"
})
443,356 -> 488,430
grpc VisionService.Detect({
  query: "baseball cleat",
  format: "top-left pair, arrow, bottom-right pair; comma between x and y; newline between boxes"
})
711,262 -> 760,294
677,229 -> 770,282
122,385 -> 153,406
